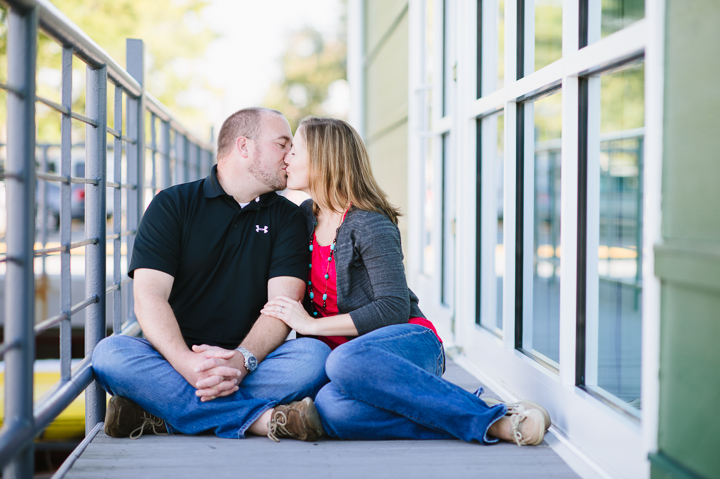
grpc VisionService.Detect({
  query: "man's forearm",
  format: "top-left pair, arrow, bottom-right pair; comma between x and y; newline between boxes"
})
240,314 -> 291,362
239,276 -> 305,363
135,294 -> 191,367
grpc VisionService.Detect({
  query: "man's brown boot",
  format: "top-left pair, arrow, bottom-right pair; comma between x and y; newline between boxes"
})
104,396 -> 168,440
267,397 -> 324,442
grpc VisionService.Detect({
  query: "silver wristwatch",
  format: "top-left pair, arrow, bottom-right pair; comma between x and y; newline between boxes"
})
235,346 -> 258,373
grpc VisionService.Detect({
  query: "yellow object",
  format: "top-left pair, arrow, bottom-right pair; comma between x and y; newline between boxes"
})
0,367 -> 87,442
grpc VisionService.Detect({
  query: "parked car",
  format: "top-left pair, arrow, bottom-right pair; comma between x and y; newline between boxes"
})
36,162 -> 113,231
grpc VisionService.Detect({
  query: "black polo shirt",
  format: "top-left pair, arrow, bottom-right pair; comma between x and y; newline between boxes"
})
128,165 -> 309,349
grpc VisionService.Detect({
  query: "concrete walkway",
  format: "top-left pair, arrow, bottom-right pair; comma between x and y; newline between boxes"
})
63,360 -> 580,479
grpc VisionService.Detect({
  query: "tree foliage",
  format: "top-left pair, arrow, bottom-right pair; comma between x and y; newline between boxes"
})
263,26 -> 347,132
0,0 -> 218,141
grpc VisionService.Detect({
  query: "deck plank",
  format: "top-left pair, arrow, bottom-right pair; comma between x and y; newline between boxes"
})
64,359 -> 579,479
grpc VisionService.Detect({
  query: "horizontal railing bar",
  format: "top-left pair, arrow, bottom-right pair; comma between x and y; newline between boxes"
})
50,422 -> 103,479
106,230 -> 136,240
36,94 -> 70,115
0,318 -> 143,469
70,111 -> 99,127
0,80 -> 24,96
34,237 -> 99,256
104,277 -> 133,295
106,128 -> 136,146
34,295 -> 99,334
0,339 -> 21,358
146,92 -> 214,151
145,146 -> 170,155
32,355 -> 94,452
106,181 -> 137,190
35,172 -> 99,185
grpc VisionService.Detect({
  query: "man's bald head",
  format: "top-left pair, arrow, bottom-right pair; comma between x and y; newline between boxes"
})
216,107 -> 285,159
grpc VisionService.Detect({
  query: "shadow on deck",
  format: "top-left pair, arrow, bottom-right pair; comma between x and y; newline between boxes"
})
63,360 -> 580,479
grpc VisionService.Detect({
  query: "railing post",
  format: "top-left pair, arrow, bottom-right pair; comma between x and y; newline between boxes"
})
60,46 -> 73,382
175,131 -> 185,185
126,39 -> 146,324
160,121 -> 171,189
3,5 -> 38,478
84,63 -> 108,433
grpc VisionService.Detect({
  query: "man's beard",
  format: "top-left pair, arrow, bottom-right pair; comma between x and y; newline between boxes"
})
249,149 -> 287,191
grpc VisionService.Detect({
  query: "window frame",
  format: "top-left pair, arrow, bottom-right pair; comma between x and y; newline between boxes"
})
405,0 -> 663,476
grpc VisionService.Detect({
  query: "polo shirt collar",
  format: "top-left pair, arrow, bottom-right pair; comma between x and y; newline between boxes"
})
203,165 -> 280,207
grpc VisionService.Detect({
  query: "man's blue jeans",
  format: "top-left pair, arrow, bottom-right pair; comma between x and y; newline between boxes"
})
314,324 -> 507,443
92,335 -> 331,439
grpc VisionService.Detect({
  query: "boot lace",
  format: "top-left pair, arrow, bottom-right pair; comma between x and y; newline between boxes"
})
267,410 -> 289,442
130,411 -> 167,440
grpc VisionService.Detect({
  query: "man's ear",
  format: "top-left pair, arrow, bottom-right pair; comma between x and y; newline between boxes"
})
235,136 -> 250,158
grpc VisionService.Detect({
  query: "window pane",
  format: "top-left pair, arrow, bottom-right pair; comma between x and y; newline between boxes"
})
589,63 -> 644,411
441,133 -> 453,306
498,0 -> 505,89
478,0 -> 505,94
534,0 -> 562,72
477,113 -> 504,333
426,0 -> 435,120
601,0 -> 644,38
423,137 -> 435,276
495,115 -> 505,330
442,0 -> 453,117
525,91 -> 562,366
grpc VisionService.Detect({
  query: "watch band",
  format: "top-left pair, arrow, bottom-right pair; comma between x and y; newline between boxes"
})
235,346 -> 258,373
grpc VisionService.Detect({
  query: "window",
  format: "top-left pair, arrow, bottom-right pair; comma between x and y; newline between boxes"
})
580,61 -> 645,415
520,90 -> 562,368
477,0 -> 505,96
476,112 -> 504,334
533,0 -> 562,72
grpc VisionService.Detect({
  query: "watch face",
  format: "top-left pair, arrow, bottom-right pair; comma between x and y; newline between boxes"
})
247,356 -> 258,371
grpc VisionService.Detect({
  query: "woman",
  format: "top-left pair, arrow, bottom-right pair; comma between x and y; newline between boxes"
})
261,116 -> 549,446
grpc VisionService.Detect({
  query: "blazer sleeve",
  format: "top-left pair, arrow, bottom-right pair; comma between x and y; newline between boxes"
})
347,216 -> 411,334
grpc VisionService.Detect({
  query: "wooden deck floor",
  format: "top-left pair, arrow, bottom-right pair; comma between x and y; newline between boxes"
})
63,360 -> 581,479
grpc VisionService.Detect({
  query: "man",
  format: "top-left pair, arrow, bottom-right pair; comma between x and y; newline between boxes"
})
93,107 -> 330,442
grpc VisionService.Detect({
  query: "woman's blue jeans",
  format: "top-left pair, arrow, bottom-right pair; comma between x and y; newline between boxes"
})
314,324 -> 507,443
92,335 -> 331,439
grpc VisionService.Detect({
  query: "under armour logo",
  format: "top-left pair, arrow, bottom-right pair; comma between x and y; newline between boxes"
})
256,225 -> 269,233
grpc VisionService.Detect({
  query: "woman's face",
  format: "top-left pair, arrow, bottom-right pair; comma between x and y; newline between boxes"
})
285,128 -> 311,193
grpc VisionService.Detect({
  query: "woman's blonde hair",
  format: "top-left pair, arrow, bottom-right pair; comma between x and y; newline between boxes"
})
299,116 -> 401,225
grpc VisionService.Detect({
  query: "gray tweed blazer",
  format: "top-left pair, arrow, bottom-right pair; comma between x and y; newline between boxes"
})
300,199 -> 425,335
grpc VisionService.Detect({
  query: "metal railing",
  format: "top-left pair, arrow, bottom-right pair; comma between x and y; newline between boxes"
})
0,1 -> 215,476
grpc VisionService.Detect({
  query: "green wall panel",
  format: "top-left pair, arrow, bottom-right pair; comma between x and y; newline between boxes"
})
658,284 -> 720,478
364,0 -> 409,54
367,122 -> 409,258
364,11 -> 409,140
655,1 -> 720,478
662,0 -> 720,242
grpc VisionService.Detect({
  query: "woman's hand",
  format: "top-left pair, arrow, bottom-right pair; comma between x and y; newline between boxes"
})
262,296 -> 317,335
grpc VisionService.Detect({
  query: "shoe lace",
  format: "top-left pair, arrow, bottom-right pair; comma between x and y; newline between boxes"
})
267,410 -> 290,443
510,411 -> 531,446
129,412 -> 167,440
